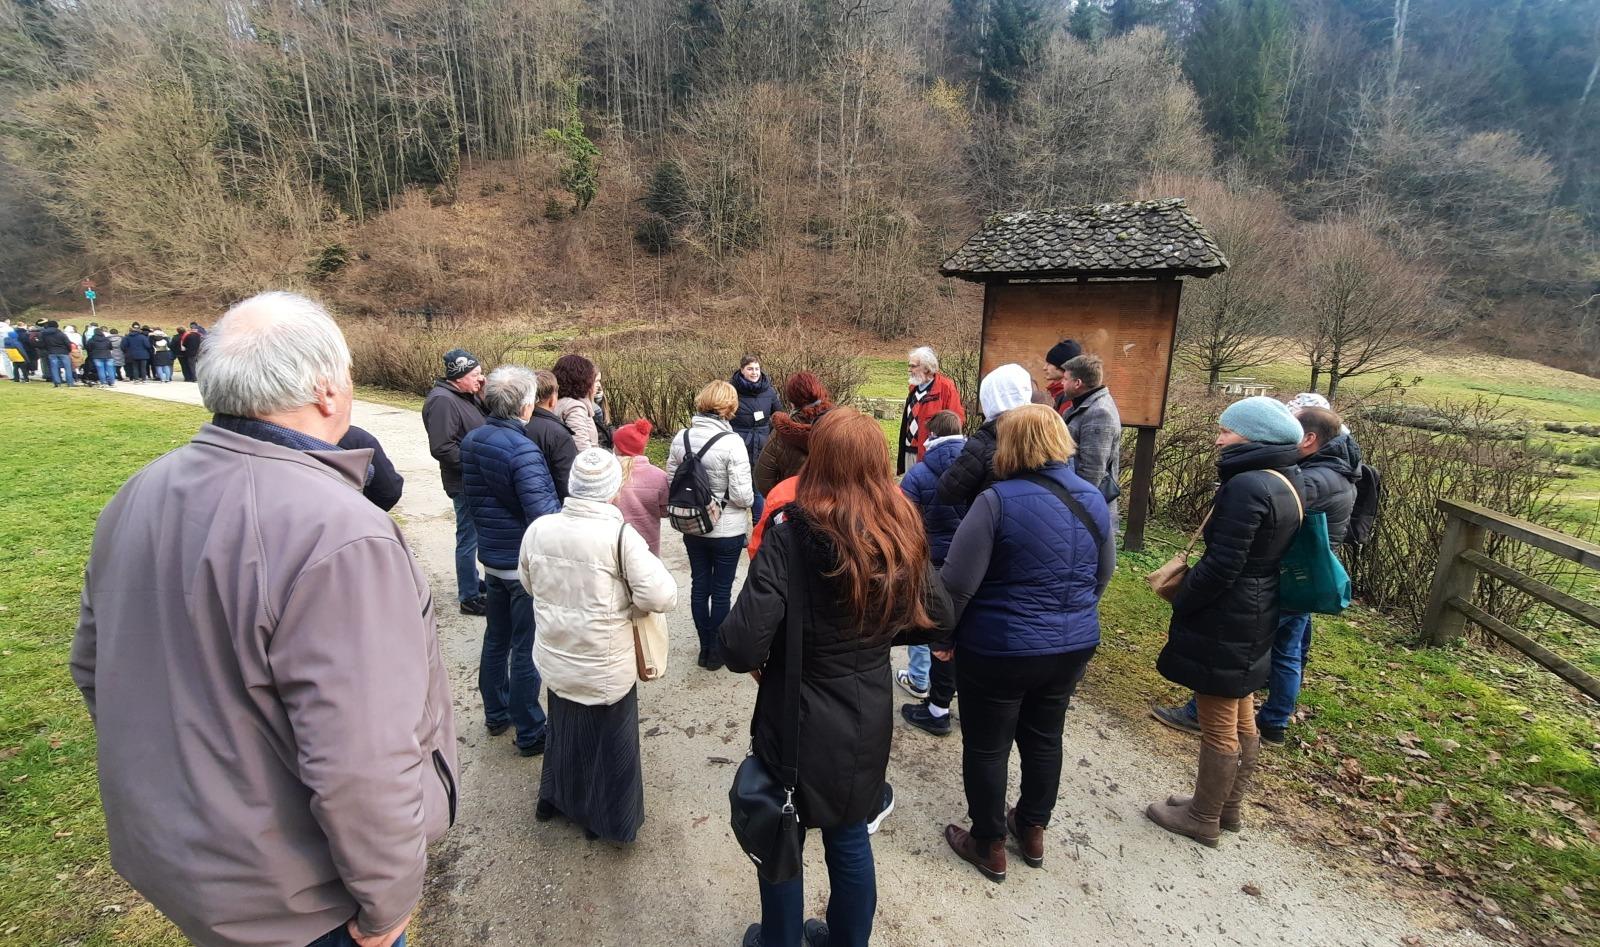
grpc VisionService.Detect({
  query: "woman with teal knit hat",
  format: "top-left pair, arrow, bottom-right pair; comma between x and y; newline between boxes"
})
1146,396 -> 1304,847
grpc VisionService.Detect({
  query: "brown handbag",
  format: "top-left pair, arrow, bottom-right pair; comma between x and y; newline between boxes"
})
1146,509 -> 1213,603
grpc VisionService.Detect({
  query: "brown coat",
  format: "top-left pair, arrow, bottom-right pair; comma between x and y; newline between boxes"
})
754,411 -> 820,495
72,424 -> 458,947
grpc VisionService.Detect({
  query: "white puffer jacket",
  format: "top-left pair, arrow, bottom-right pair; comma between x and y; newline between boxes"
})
666,414 -> 755,540
520,498 -> 678,706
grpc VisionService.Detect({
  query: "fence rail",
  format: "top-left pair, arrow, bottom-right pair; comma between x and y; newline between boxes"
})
1420,498 -> 1600,702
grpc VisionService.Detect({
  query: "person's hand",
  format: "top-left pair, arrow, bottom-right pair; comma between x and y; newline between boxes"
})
750,670 -> 763,683
348,915 -> 410,947
932,648 -> 953,662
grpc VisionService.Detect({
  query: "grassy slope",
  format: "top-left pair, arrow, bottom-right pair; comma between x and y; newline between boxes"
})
0,384 -> 202,947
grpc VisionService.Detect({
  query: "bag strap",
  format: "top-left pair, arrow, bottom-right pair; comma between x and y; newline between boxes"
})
778,516 -> 805,789
1019,472 -> 1107,551
693,430 -> 731,462
1182,509 -> 1214,556
1263,469 -> 1305,526
616,524 -> 635,609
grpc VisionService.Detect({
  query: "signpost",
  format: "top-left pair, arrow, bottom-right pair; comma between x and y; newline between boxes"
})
85,288 -> 96,318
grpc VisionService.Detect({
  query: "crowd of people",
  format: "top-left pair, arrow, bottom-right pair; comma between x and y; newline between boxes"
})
3,318 -> 206,386
71,290 -> 1362,947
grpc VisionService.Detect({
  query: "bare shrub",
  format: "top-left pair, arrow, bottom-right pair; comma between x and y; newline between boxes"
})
1138,382 -> 1234,532
342,319 -> 530,395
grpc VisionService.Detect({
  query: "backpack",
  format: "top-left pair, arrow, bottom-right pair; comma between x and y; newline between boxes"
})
668,429 -> 732,536
1346,463 -> 1382,545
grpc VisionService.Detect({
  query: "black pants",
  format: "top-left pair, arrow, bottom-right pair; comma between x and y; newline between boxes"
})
128,358 -> 148,380
929,650 -> 957,709
957,647 -> 1097,842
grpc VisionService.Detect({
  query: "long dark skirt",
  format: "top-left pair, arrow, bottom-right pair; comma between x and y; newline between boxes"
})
539,686 -> 645,843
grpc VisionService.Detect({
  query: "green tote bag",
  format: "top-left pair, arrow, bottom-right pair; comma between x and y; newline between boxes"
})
1267,470 -> 1353,615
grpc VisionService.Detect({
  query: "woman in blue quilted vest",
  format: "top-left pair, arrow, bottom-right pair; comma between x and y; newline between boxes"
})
937,404 -> 1115,882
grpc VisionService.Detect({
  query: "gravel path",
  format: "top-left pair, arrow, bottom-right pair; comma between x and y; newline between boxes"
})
103,382 -> 1480,947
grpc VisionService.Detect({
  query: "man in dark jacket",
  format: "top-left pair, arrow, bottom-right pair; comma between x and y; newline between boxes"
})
1153,404 -> 1358,746
523,369 -> 579,501
936,363 -> 1032,508
176,325 -> 203,382
5,323 -> 34,382
38,320 -> 74,387
121,326 -> 153,383
85,329 -> 115,387
423,348 -> 489,615
338,425 -> 405,512
461,367 -> 560,756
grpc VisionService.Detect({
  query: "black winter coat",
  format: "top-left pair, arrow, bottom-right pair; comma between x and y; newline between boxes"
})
1300,433 -> 1361,545
121,331 -> 153,361
85,333 -> 113,359
524,407 -> 580,500
730,372 -> 781,466
719,510 -> 955,828
935,418 -> 999,508
1158,441 -> 1303,698
38,327 -> 71,356
422,380 -> 487,497
338,425 -> 405,512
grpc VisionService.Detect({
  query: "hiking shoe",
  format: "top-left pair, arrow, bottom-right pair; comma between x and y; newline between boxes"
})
704,648 -> 725,672
803,918 -> 830,947
901,702 -> 952,736
895,668 -> 930,701
867,783 -> 895,835
1152,702 -> 1202,736
1258,725 -> 1287,745
519,735 -> 547,757
486,722 -> 509,737
459,595 -> 488,616
741,924 -> 763,947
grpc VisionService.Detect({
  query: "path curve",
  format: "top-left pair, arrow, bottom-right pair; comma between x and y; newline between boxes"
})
100,382 -> 1479,947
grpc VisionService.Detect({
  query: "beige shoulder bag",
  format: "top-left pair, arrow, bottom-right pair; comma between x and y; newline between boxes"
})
617,525 -> 669,681
1146,509 -> 1213,603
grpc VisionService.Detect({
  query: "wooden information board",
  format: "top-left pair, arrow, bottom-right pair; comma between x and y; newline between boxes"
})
978,279 -> 1181,428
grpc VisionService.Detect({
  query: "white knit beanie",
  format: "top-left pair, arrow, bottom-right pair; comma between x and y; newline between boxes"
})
979,363 -> 1032,418
568,448 -> 623,501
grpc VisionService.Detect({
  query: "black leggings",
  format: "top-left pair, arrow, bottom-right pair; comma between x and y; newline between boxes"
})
957,647 -> 1097,842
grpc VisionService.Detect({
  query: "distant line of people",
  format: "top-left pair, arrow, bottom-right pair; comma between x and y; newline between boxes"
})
3,319 -> 204,386
71,297 -> 1359,947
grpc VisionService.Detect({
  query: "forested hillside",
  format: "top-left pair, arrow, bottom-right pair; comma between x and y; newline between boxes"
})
1,0 -> 1597,375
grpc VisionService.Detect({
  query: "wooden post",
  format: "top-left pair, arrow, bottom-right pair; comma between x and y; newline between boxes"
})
1122,426 -> 1158,551
1419,514 -> 1486,645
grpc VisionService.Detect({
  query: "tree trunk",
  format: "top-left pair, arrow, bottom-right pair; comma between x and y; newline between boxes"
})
1308,362 -> 1321,393
1208,364 -> 1221,388
1327,371 -> 1341,402
1387,0 -> 1409,102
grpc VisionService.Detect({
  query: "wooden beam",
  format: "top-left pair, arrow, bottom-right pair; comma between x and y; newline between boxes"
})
1420,515 -> 1485,645
1437,499 -> 1600,571
1122,427 -> 1158,552
1447,597 -> 1600,703
1458,549 -> 1600,630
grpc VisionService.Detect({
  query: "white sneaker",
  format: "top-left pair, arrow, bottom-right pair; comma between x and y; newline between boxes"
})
866,783 -> 894,835
895,668 -> 930,701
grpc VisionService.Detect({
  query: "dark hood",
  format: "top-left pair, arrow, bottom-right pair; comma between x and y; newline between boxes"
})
1302,432 -> 1362,483
1218,440 -> 1302,482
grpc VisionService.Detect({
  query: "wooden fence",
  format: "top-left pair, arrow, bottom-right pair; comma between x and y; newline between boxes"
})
1421,499 -> 1600,702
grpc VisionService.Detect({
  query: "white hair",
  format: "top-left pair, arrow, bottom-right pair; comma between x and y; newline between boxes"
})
198,291 -> 352,417
482,365 -> 539,419
909,345 -> 939,374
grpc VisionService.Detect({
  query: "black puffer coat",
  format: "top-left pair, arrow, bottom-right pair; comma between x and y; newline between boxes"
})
935,418 -> 999,508
719,508 -> 955,828
1300,433 -> 1361,545
730,371 -> 781,467
1158,441 -> 1303,698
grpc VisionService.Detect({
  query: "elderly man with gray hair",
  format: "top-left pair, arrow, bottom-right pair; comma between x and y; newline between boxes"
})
71,292 -> 457,947
898,344 -> 966,475
459,366 -> 561,758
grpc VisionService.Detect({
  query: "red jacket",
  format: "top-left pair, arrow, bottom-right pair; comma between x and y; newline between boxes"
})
897,372 -> 965,474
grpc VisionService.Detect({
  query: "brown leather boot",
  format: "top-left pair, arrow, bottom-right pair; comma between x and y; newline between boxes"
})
945,824 -> 1006,882
1007,807 -> 1045,868
1166,734 -> 1260,832
1146,744 -> 1239,847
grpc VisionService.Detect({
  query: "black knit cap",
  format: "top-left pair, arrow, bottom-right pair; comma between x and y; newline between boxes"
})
1046,338 -> 1082,369
443,348 -> 480,380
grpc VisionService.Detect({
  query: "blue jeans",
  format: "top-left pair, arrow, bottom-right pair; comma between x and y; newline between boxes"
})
481,573 -> 546,748
450,494 -> 481,603
1258,611 -> 1313,730
48,354 -> 74,385
306,924 -> 406,947
905,645 -> 932,691
94,357 -> 115,385
757,821 -> 875,947
155,363 -> 172,381
683,533 -> 745,653
751,491 -> 766,527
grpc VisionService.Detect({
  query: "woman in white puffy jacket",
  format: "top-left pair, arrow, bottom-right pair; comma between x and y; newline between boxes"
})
666,380 -> 755,671
520,448 -> 678,843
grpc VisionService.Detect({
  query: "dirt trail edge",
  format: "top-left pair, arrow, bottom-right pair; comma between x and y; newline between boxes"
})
105,383 -> 1481,947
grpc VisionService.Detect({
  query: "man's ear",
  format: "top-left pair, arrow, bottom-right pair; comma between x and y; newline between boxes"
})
314,380 -> 339,417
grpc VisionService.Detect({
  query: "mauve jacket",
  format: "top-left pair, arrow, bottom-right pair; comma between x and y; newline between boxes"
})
71,424 -> 458,947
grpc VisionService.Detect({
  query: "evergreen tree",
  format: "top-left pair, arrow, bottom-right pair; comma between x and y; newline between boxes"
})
1109,0 -> 1139,34
1185,0 -> 1291,170
949,0 -> 1044,106
1068,2 -> 1107,45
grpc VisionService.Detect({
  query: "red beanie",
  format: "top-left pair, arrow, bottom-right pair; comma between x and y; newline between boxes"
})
613,418 -> 652,457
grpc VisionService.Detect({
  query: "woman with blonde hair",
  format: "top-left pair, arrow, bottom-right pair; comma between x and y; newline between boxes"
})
667,379 -> 755,670
937,403 -> 1115,882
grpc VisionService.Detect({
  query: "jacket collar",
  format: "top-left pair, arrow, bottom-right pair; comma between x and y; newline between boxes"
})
1063,386 -> 1108,420
191,424 -> 370,491
691,413 -> 734,433
924,433 -> 965,452
486,416 -> 526,433
432,378 -> 477,401
1217,441 -> 1302,481
562,496 -> 625,520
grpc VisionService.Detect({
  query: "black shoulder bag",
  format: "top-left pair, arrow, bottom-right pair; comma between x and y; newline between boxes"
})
728,521 -> 805,884
1021,472 -> 1108,550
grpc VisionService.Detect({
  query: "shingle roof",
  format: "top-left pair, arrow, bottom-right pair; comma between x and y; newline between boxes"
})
939,198 -> 1229,280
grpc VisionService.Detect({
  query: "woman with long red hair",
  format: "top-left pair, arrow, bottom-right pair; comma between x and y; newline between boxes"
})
720,407 -> 954,947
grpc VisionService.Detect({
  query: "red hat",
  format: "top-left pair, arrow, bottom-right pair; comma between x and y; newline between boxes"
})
613,418 -> 652,457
